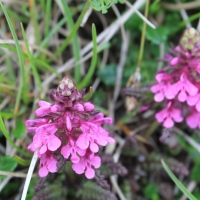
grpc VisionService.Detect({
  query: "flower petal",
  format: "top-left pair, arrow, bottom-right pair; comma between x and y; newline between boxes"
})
85,167 -> 95,179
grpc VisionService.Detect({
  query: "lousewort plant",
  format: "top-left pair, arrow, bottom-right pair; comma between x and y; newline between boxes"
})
151,28 -> 200,129
25,77 -> 115,179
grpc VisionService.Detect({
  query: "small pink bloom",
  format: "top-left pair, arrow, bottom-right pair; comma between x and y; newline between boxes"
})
35,107 -> 51,117
72,150 -> 101,179
61,138 -> 86,163
38,151 -> 58,177
76,113 -> 114,152
170,57 -> 179,66
28,124 -> 61,154
84,102 -> 95,111
187,93 -> 200,112
170,73 -> 198,102
155,102 -> 183,128
25,118 -> 48,132
38,100 -> 51,107
151,73 -> 175,102
89,113 -> 112,125
186,108 -> 200,129
50,104 -> 64,113
73,103 -> 84,111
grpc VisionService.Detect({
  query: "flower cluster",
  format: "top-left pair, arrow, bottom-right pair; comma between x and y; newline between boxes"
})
26,77 -> 115,179
151,28 -> 200,129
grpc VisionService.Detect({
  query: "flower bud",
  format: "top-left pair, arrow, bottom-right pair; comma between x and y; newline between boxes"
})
180,28 -> 200,50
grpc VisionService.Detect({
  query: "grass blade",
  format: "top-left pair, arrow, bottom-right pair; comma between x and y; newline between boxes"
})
0,3 -> 27,116
0,44 -> 60,78
161,160 -> 197,200
0,114 -> 29,156
21,23 -> 43,91
55,1 -> 90,57
77,24 -> 97,90
60,0 -> 81,83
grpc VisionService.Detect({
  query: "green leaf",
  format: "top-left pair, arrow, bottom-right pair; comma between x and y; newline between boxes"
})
92,89 -> 106,105
0,156 -> 17,179
162,160 -> 198,200
145,26 -> 169,45
12,118 -> 26,139
143,183 -> 159,200
98,64 -> 117,86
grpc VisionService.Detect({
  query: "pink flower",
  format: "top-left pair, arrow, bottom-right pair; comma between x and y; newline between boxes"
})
72,150 -> 101,179
76,113 -> 114,153
170,57 -> 179,66
28,124 -> 61,154
26,77 -> 114,179
151,73 -> 175,102
155,102 -> 183,128
186,108 -> 200,129
38,151 -> 58,177
35,101 -> 51,117
84,102 -> 95,111
25,118 -> 49,132
170,73 -> 198,102
61,138 -> 86,163
187,93 -> 200,111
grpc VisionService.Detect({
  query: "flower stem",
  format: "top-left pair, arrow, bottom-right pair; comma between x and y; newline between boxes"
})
21,151 -> 38,200
137,0 -> 149,68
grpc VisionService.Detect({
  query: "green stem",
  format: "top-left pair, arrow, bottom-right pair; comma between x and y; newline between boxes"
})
137,0 -> 149,68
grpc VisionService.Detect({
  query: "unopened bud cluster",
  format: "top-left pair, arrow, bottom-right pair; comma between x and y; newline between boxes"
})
26,77 -> 115,179
151,28 -> 200,129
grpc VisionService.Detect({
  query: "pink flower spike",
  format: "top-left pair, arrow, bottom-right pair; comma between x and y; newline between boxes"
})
26,76 -> 115,180
84,102 -> 95,111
